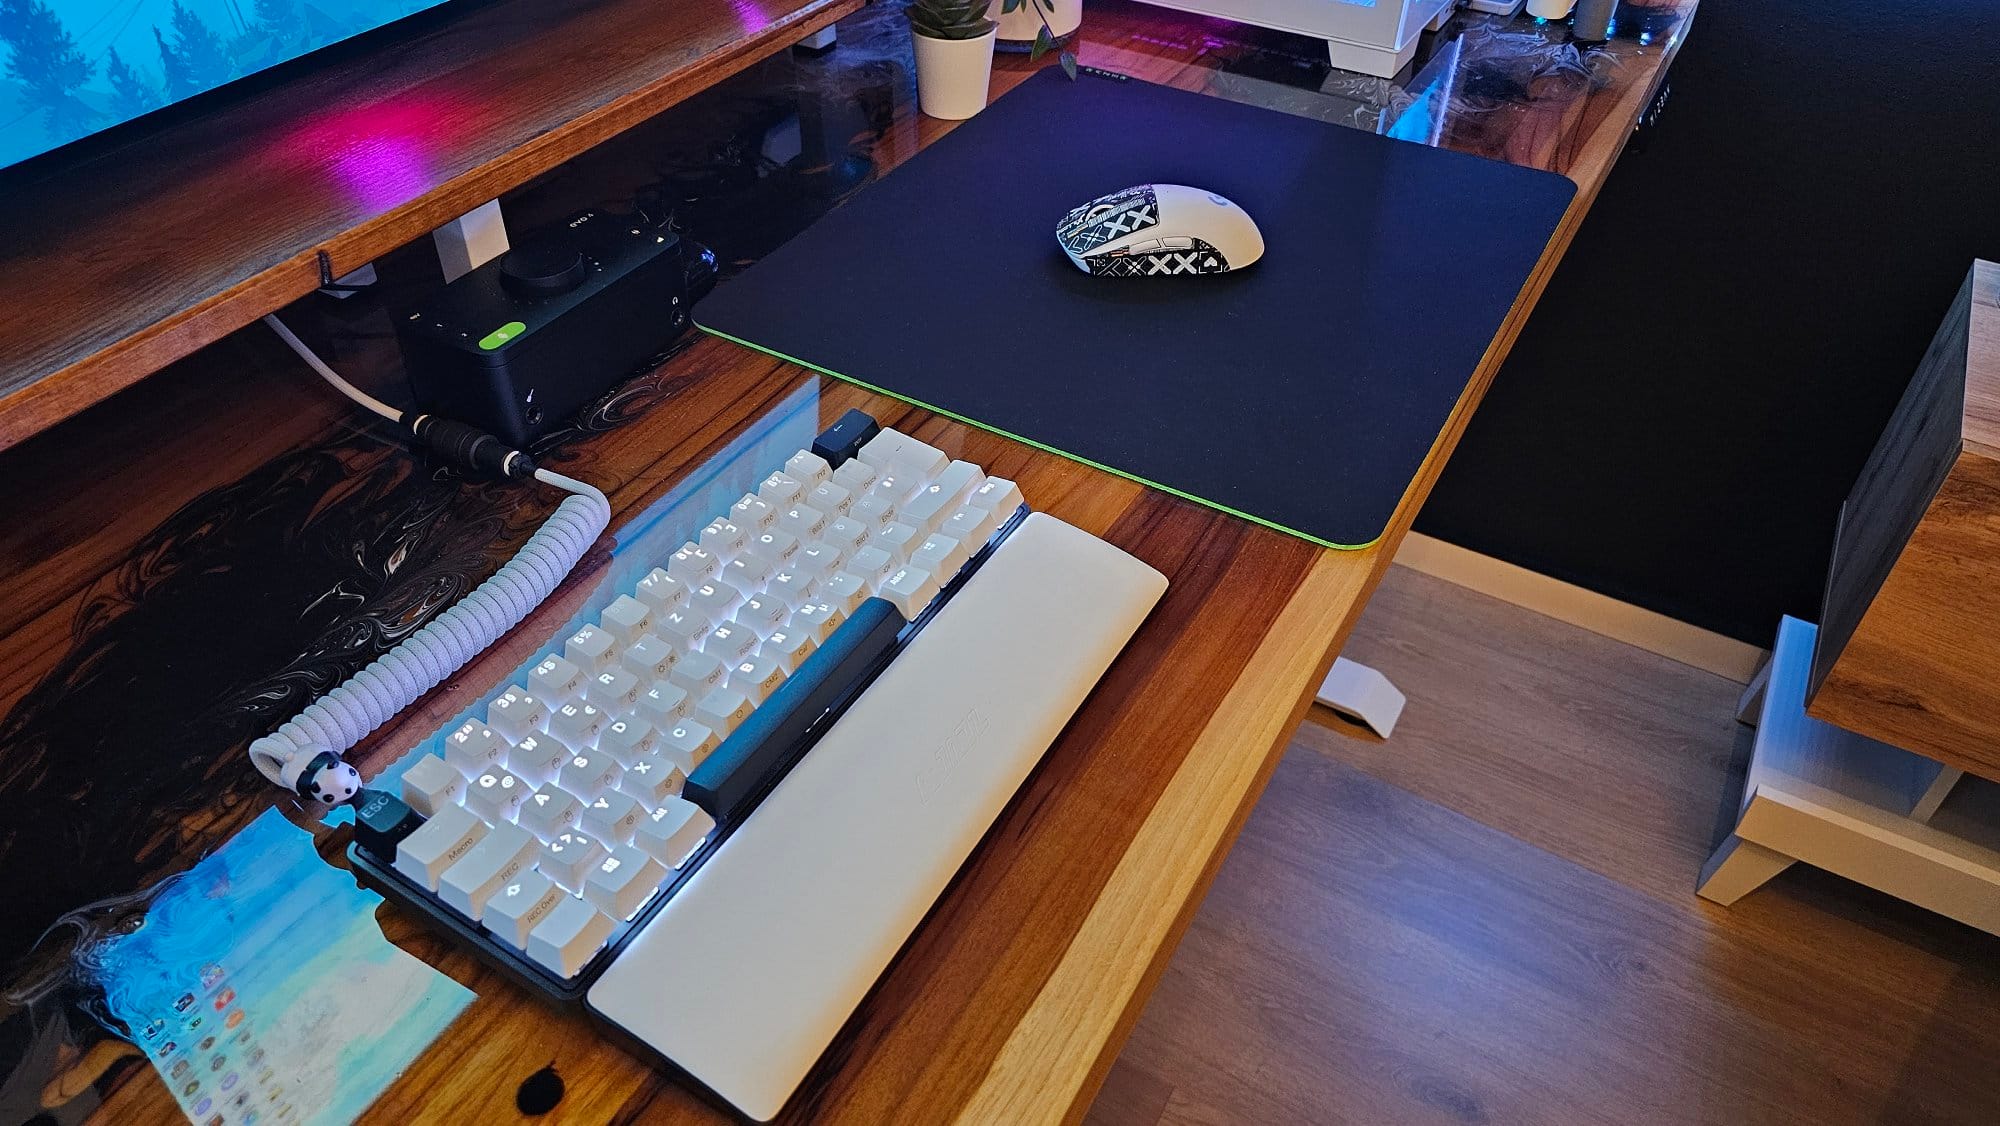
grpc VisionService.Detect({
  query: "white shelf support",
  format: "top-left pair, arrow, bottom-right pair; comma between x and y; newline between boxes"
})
1697,616 -> 1999,934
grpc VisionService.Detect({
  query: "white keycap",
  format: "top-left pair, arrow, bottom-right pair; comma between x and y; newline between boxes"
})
584,844 -> 669,920
564,624 -> 618,671
786,450 -> 832,486
526,893 -> 615,978
638,681 -> 691,727
847,544 -> 897,588
488,685 -> 549,743
730,654 -> 785,704
893,437 -> 951,479
510,732 -> 570,788
561,748 -> 623,799
486,869 -> 565,949
439,822 -> 537,920
793,600 -> 843,642
634,798 -> 715,868
903,461 -> 984,529
767,567 -> 816,606
867,470 -> 923,507
599,718 -> 658,766
777,505 -> 828,542
821,572 -> 869,615
747,528 -> 800,566
759,626 -> 815,672
731,493 -> 777,531
792,541 -> 844,581
699,517 -> 748,557
587,667 -> 643,712
805,481 -> 851,517
466,768 -> 529,823
399,755 -> 463,818
668,541 -> 719,583
758,470 -> 805,507
583,789 -> 646,844
830,458 -> 878,494
620,751 -> 686,805
875,521 -> 923,561
689,578 -> 745,623
823,515 -> 871,551
529,655 -> 586,703
942,504 -> 1000,549
968,475 -> 1022,513
881,566 -> 940,618
703,620 -> 759,665
621,634 -> 678,682
911,533 -> 968,579
444,721 -> 508,775
722,553 -> 775,590
670,649 -> 727,695
695,686 -> 753,737
653,607 -> 709,649
659,721 -> 721,773
539,829 -> 605,891
599,595 -> 652,644
550,700 -> 607,746
634,568 -> 688,614
738,592 -> 788,634
518,784 -> 584,840
393,805 -> 488,891
856,430 -> 907,471
850,493 -> 898,529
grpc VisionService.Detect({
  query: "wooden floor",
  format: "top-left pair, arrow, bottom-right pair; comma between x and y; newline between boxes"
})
1088,567 -> 2000,1126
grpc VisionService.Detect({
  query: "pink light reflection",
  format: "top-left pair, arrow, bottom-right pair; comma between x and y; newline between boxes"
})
730,0 -> 773,31
273,98 -> 455,214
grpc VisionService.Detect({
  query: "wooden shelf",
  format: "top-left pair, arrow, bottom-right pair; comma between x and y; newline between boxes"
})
0,0 -> 858,451
1700,616 -> 2000,936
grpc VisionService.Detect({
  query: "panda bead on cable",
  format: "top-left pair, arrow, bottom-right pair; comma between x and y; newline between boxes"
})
280,747 -> 363,806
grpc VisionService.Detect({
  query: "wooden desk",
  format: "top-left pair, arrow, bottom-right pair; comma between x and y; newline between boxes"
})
0,1 -> 1694,1120
0,0 -> 858,451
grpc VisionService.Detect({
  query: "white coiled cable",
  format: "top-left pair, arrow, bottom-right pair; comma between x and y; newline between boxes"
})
245,468 -> 600,792
249,314 -> 612,796
247,468 -> 609,790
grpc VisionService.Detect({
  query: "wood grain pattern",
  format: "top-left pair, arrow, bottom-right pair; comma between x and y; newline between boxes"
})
1094,567 -> 2000,1126
0,0 -> 859,451
1809,262 -> 2000,783
3,2 -> 1700,1121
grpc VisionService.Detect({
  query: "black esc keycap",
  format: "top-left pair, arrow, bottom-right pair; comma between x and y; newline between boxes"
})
353,788 -> 425,864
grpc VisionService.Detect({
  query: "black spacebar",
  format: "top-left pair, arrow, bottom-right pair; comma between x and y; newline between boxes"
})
682,597 -> 907,825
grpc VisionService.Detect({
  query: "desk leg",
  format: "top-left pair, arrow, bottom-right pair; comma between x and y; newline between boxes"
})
1697,833 -> 1794,905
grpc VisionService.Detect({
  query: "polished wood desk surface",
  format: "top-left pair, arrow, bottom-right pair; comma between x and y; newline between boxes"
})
0,0 -> 858,451
0,0 -> 1693,1120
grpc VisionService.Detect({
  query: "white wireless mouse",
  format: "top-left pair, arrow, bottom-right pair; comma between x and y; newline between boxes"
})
1055,184 -> 1264,276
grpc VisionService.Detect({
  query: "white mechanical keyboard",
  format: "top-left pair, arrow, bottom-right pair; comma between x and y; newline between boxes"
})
349,409 -> 1167,1120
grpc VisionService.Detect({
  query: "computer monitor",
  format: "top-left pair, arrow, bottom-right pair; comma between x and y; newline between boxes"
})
0,0 -> 462,175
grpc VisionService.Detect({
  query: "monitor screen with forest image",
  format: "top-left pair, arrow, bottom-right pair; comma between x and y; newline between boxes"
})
0,0 -> 455,172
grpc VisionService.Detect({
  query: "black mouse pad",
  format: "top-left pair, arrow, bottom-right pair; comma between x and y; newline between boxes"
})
695,69 -> 1576,548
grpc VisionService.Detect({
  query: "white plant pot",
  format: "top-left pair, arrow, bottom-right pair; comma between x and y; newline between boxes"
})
912,27 -> 998,121
988,0 -> 1081,47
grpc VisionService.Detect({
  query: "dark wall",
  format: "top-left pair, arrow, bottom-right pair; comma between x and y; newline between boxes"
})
1416,0 -> 2000,645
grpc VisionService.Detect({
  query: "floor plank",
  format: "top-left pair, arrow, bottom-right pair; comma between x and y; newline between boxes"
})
1090,567 -> 2000,1126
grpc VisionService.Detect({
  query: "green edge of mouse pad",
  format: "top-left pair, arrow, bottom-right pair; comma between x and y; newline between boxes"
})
695,322 -> 1379,551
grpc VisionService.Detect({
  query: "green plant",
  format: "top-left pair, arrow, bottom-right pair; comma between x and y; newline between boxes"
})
906,0 -> 995,40
1000,0 -> 1078,79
